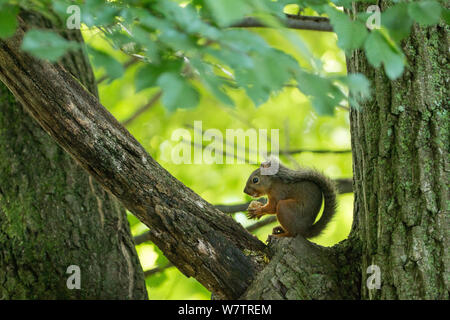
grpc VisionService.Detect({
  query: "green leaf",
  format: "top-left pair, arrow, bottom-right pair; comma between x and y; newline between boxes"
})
0,4 -> 18,38
189,58 -> 234,106
159,28 -> 196,52
347,73 -> 371,104
21,30 -> 79,62
135,65 -> 161,92
408,1 -> 442,26
296,72 -> 333,98
382,3 -> 413,42
135,61 -> 181,92
443,8 -> 450,24
205,48 -> 254,70
310,96 -> 336,116
325,7 -> 368,51
220,29 -> 270,53
157,72 -> 199,111
130,25 -> 160,63
79,0 -> 119,27
440,7 -> 450,24
296,72 -> 344,115
87,46 -> 124,82
383,53 -> 404,80
347,73 -> 370,96
216,34 -> 300,107
235,50 -> 298,107
156,1 -> 220,40
205,0 -> 253,27
364,31 -> 405,80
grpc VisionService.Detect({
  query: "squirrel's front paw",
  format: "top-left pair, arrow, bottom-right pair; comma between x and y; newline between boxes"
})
247,208 -> 262,219
247,200 -> 263,219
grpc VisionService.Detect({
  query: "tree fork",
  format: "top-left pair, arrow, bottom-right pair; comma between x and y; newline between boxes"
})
0,16 -> 268,299
0,16 -> 362,300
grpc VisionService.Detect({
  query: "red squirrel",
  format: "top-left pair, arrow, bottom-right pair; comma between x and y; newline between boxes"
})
244,161 -> 337,238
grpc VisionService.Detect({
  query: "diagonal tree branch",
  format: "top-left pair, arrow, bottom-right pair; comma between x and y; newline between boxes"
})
96,56 -> 140,85
122,90 -> 162,126
142,215 -> 278,277
0,17 -> 266,300
144,262 -> 174,278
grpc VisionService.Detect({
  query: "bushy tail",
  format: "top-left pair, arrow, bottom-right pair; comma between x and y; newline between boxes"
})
302,170 -> 338,238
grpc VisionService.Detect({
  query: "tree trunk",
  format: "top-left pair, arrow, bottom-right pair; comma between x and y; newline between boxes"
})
347,3 -> 449,299
0,12 -> 147,299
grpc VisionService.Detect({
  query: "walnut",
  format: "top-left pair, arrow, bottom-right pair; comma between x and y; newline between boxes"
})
248,200 -> 263,210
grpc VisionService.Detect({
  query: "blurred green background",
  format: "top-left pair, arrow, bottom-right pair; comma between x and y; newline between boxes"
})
82,17 -> 352,299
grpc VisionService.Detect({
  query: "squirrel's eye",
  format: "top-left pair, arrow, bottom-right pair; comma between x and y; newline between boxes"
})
252,177 -> 259,184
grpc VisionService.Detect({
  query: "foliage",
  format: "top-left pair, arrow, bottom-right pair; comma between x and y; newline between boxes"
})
21,29 -> 79,61
0,0 -> 446,113
94,24 -> 352,298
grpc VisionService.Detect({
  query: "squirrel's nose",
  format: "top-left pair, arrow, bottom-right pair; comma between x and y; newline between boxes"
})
243,186 -> 249,195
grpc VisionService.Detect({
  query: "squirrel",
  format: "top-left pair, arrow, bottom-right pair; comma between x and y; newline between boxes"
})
243,160 -> 337,238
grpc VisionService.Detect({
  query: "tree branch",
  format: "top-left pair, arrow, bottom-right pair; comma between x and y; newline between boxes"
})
135,179 -> 352,246
121,90 -> 162,126
97,56 -> 140,85
214,178 -> 353,214
142,215 -> 278,277
0,17 -> 266,299
232,15 -> 333,32
144,262 -> 173,278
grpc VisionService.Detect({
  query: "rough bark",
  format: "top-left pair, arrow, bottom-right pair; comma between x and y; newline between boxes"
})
348,2 -> 449,299
241,235 -> 361,299
0,12 -> 147,299
0,16 -> 266,300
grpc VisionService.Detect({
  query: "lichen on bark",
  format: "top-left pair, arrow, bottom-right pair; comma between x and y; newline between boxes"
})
348,1 -> 449,300
0,11 -> 147,299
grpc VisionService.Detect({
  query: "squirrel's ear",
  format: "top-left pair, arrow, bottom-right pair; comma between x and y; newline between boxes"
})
261,161 -> 271,169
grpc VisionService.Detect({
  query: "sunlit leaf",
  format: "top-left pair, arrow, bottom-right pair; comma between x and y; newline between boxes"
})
157,72 -> 200,110
325,7 -> 368,51
364,31 -> 405,80
87,46 -> 124,82
21,30 -> 79,62
382,3 -> 413,42
408,1 -> 442,26
205,0 -> 252,27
